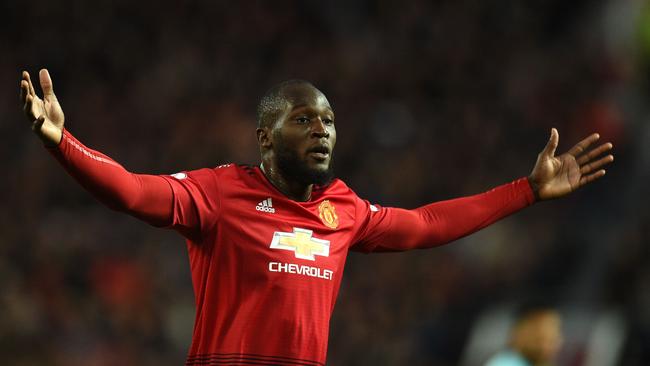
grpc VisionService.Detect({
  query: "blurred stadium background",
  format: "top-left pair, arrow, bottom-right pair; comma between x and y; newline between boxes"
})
1,0 -> 649,365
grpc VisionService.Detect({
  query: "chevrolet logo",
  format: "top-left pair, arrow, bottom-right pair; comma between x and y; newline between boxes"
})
270,228 -> 330,261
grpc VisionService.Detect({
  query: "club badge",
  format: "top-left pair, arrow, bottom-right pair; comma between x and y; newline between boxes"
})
318,200 -> 339,229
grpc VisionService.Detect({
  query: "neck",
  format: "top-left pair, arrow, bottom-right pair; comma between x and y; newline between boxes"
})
261,161 -> 312,201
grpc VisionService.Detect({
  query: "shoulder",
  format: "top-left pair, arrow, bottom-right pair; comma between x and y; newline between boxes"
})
484,350 -> 530,366
313,179 -> 375,224
164,164 -> 254,198
171,163 -> 251,182
199,163 -> 242,177
315,179 -> 383,218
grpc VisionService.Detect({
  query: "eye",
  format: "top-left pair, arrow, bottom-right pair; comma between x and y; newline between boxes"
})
323,118 -> 334,126
296,117 -> 310,124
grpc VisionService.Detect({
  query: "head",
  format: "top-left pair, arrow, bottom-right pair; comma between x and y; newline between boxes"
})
510,305 -> 563,365
256,80 -> 336,186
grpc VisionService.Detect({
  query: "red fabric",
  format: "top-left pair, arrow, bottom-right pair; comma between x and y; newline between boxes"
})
351,178 -> 536,252
48,129 -> 188,227
49,130 -> 535,365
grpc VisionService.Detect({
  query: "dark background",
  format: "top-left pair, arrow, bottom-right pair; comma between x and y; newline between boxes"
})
1,1 -> 648,365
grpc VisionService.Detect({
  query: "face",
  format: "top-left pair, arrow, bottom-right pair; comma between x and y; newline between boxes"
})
268,85 -> 337,186
515,311 -> 563,364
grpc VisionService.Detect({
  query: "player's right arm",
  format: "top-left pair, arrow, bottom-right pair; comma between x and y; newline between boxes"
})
20,69 -> 198,232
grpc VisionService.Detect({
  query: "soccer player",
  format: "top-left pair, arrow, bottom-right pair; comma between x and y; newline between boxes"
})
20,69 -> 613,365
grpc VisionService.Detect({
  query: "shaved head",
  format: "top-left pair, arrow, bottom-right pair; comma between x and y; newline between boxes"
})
256,80 -> 327,128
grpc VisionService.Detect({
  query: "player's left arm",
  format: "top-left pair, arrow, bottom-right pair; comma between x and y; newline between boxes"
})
352,129 -> 613,252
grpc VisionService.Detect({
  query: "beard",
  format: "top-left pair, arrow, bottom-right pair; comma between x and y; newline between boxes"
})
274,134 -> 335,187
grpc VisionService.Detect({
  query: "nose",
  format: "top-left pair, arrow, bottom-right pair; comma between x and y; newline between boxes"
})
311,118 -> 329,138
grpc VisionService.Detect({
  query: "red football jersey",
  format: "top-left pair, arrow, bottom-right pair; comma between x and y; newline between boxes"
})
160,164 -> 534,365
162,164 -> 376,365
49,130 -> 535,366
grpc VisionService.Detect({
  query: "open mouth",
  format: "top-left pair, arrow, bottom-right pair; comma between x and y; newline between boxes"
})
307,145 -> 330,161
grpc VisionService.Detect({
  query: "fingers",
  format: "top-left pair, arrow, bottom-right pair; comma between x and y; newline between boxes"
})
576,142 -> 613,165
24,93 -> 32,112
20,71 -> 34,102
580,154 -> 614,175
24,71 -> 36,96
540,128 -> 559,157
24,94 -> 36,120
568,133 -> 600,157
39,69 -> 54,97
577,137 -> 613,186
20,80 -> 28,103
21,70 -> 45,123
579,169 -> 606,187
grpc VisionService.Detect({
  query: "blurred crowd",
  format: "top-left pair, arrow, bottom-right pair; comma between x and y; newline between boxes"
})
1,0 -> 648,365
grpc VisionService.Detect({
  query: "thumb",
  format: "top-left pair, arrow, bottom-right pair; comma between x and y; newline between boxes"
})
39,69 -> 54,97
541,128 -> 559,157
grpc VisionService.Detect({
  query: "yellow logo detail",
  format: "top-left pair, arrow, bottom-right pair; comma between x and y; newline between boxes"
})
270,228 -> 330,261
318,200 -> 339,229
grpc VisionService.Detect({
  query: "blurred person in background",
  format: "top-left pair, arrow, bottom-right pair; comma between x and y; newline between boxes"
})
19,68 -> 612,365
485,304 -> 563,366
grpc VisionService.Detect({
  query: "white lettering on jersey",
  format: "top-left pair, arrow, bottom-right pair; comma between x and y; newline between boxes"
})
268,262 -> 333,280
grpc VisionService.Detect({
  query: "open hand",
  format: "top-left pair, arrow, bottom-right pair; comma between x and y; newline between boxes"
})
20,69 -> 65,146
528,128 -> 614,200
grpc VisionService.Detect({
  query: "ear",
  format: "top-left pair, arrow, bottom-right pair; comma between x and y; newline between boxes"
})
257,127 -> 272,148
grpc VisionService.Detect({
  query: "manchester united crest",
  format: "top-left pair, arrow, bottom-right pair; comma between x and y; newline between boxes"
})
318,200 -> 339,229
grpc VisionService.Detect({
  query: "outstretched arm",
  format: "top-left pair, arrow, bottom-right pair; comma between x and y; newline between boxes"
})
19,69 -> 196,229
49,130 -> 177,227
353,177 -> 534,252
353,129 -> 614,252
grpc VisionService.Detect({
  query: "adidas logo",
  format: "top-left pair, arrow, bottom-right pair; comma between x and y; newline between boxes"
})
256,198 -> 276,213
